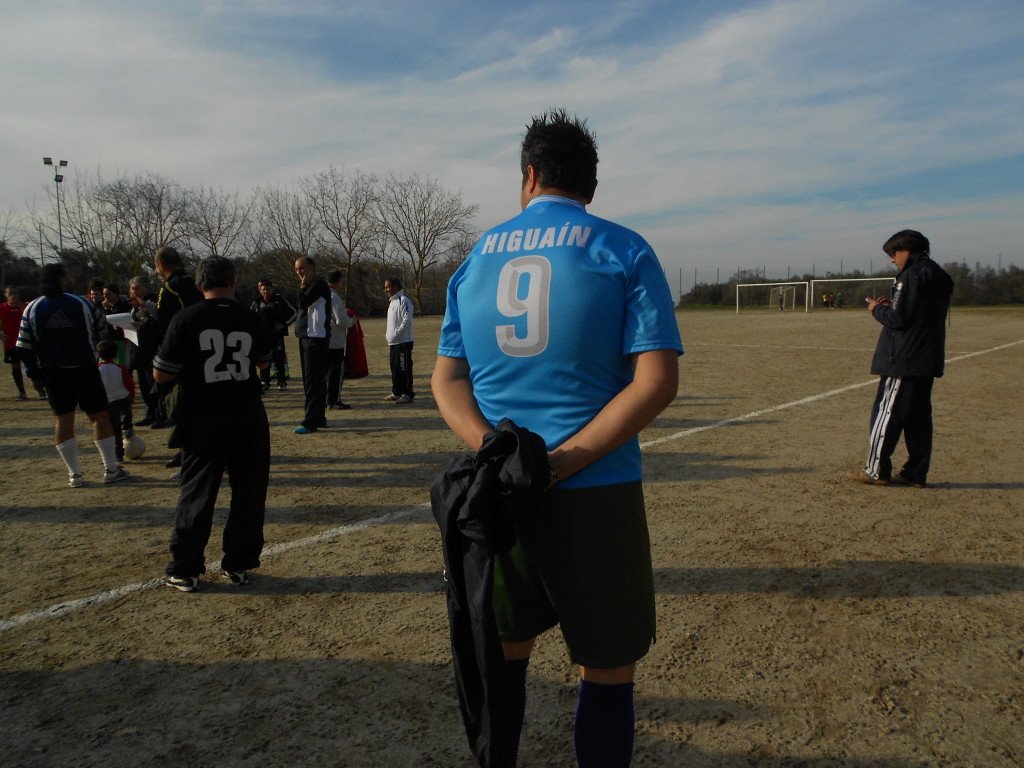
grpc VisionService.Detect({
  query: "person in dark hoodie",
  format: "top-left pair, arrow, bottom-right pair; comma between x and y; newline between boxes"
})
848,229 -> 954,488
432,109 -> 683,768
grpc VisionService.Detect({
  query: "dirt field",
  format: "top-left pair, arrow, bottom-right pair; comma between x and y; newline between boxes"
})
1,307 -> 1022,768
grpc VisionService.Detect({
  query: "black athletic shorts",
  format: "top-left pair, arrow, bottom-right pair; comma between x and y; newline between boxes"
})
3,348 -> 20,364
492,480 -> 656,669
41,366 -> 109,416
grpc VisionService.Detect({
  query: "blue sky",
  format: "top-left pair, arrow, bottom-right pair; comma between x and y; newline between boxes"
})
3,0 -> 1023,287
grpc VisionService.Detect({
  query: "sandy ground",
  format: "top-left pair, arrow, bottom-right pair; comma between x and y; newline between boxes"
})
1,307 -> 1022,768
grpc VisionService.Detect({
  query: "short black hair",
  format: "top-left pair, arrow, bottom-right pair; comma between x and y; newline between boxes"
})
154,246 -> 183,268
521,108 -> 599,199
882,230 -> 930,257
196,256 -> 236,291
41,263 -> 67,296
96,340 -> 118,362
258,278 -> 273,287
326,269 -> 343,284
90,279 -> 105,291
385,277 -> 403,290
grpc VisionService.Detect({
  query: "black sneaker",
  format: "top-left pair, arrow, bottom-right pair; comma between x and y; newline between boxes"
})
165,453 -> 182,468
135,416 -> 156,427
222,569 -> 249,585
163,575 -> 199,592
891,473 -> 927,488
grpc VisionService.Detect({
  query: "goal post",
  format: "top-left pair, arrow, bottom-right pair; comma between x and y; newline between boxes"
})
769,285 -> 798,312
736,281 -> 809,314
809,277 -> 896,310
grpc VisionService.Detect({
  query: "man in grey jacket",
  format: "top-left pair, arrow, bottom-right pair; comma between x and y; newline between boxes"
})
848,229 -> 954,488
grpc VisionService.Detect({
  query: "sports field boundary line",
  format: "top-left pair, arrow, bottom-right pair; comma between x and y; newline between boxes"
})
3,338 -> 1020,634
0,507 -> 428,633
641,338 -> 1023,449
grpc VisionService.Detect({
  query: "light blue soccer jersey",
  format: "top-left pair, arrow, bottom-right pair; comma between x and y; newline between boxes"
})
437,195 -> 683,488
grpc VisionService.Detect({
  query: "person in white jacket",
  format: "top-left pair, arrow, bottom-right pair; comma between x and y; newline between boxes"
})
325,269 -> 355,410
384,277 -> 414,403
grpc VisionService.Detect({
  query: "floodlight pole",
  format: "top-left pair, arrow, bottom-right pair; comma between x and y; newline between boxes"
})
42,157 -> 68,259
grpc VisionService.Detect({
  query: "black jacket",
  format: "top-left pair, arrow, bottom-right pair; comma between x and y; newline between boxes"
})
156,269 -> 204,340
249,292 -> 295,337
430,419 -> 551,768
870,255 -> 954,378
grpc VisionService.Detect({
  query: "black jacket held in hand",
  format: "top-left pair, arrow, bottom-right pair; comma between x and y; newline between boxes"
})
870,254 -> 954,378
430,418 -> 551,768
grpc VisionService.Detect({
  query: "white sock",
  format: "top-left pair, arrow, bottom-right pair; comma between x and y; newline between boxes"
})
56,439 -> 83,476
95,436 -> 119,472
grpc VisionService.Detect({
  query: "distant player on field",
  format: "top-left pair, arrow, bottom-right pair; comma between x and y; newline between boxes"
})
154,256 -> 272,592
432,109 -> 683,767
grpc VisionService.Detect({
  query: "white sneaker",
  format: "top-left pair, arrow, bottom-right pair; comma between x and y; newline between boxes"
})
68,473 -> 85,488
103,467 -> 131,484
383,393 -> 399,401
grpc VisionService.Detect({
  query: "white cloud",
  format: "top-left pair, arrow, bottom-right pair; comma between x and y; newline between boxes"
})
2,0 -> 1022,277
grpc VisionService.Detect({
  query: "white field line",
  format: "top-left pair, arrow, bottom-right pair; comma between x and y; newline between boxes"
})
641,338 -> 1023,449
3,338 -> 1021,634
0,507 -> 428,633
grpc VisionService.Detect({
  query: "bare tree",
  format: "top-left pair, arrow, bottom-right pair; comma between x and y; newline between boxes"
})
185,186 -> 257,262
374,173 -> 478,310
299,167 -> 378,302
255,184 -> 321,257
92,171 -> 190,277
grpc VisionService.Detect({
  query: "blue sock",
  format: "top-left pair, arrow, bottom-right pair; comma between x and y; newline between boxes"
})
506,658 -> 530,760
574,680 -> 635,768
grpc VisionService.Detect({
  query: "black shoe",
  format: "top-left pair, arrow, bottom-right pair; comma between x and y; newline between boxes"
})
165,453 -> 182,468
135,416 -> 156,427
222,569 -> 249,585
150,419 -> 168,430
891,473 -> 927,488
163,575 -> 199,593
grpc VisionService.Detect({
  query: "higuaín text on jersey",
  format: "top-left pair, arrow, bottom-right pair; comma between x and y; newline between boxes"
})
479,224 -> 592,255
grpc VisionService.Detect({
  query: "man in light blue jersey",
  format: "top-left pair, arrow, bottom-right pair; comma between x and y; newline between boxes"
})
433,109 -> 683,768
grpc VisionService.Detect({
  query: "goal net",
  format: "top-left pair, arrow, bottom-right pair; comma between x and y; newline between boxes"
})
736,281 -> 808,313
769,285 -> 798,312
809,277 -> 896,310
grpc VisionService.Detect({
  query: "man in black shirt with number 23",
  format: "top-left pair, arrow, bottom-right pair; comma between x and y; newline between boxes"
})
153,256 -> 273,593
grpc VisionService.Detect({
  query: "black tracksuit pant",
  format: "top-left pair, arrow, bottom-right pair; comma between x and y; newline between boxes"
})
166,401 -> 270,577
865,375 -> 934,483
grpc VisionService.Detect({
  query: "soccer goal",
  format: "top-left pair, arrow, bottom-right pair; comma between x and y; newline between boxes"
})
770,285 -> 798,312
736,281 -> 809,314
809,277 -> 896,310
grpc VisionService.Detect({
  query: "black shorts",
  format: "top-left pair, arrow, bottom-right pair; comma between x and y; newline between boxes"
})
41,366 -> 109,416
492,480 -> 656,669
3,348 -> 20,365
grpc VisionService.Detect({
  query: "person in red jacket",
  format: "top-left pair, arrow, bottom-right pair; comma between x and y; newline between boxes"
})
0,285 -> 44,400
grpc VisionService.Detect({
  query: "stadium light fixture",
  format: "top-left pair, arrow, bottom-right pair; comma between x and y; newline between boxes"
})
42,156 -> 69,257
